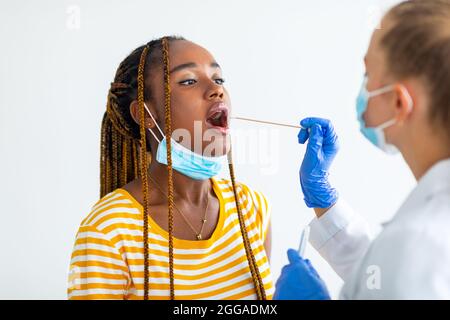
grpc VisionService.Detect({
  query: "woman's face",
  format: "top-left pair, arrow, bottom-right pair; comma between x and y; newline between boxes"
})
362,18 -> 419,149
142,40 -> 231,157
363,23 -> 398,129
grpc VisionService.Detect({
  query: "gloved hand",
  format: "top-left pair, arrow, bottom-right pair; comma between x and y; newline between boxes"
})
298,117 -> 339,208
274,249 -> 331,300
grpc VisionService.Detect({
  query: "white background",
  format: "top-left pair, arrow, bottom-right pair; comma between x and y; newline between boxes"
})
0,0 -> 415,299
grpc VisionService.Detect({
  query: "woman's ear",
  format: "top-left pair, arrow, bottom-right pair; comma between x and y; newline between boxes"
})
394,83 -> 414,124
129,100 -> 158,129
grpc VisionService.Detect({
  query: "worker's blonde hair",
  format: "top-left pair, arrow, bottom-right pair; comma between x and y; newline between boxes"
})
382,0 -> 450,142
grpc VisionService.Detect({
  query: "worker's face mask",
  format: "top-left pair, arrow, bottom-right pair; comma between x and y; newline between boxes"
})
143,103 -> 226,180
356,75 -> 413,154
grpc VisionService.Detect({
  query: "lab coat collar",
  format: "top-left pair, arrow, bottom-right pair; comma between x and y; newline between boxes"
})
382,158 -> 450,227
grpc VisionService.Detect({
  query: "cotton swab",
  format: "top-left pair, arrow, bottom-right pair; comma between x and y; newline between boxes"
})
231,116 -> 305,130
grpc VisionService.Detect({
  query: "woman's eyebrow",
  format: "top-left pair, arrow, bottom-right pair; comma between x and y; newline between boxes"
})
170,62 -> 221,74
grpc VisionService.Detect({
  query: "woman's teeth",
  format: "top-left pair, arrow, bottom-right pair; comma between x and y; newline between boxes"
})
208,111 -> 224,126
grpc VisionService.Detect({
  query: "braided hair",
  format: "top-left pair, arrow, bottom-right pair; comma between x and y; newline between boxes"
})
100,36 -> 266,300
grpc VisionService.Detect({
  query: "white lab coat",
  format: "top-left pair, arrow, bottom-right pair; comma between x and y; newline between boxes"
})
308,158 -> 450,299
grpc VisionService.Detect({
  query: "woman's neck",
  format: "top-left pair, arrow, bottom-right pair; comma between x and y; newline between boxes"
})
401,134 -> 450,181
147,160 -> 211,205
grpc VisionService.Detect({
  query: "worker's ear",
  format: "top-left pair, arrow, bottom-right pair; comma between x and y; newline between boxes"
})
394,84 -> 414,125
129,100 -> 158,129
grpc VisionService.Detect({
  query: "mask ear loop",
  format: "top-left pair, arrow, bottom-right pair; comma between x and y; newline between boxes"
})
371,84 -> 414,131
398,85 -> 414,111
367,84 -> 395,98
143,103 -> 165,143
362,76 -> 395,100
377,118 -> 397,130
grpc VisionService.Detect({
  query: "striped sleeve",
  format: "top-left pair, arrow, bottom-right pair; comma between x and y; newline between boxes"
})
67,224 -> 130,300
239,183 -> 271,242
252,189 -> 271,242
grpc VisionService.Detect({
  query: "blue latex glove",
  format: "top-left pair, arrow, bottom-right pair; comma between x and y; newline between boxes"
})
298,117 -> 339,208
274,249 -> 331,300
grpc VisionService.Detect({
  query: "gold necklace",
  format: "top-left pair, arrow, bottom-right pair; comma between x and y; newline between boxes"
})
147,176 -> 210,240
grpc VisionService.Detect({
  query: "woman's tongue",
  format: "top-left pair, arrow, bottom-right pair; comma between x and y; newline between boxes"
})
208,111 -> 224,127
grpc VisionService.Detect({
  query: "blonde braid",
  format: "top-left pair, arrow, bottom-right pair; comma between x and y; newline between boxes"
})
228,149 -> 266,300
137,45 -> 151,300
162,37 -> 176,299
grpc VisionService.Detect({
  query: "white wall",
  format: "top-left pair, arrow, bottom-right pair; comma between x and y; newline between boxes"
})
0,0 -> 414,299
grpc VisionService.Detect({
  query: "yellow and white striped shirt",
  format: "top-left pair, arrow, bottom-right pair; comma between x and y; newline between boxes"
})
68,177 -> 274,300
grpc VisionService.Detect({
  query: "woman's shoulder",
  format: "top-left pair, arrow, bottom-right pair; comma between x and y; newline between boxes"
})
213,177 -> 270,215
214,177 -> 271,240
79,188 -> 142,231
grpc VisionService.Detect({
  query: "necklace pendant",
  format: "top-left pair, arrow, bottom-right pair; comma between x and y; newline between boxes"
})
196,234 -> 202,240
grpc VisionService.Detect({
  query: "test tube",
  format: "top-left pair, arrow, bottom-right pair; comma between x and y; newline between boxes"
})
298,225 -> 310,257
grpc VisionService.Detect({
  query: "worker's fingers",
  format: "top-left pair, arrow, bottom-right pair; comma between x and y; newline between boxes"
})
298,117 -> 314,143
298,127 -> 309,144
300,117 -> 338,146
305,259 -> 320,278
305,124 -> 323,155
321,120 -> 338,147
300,117 -> 329,129
287,248 -> 302,265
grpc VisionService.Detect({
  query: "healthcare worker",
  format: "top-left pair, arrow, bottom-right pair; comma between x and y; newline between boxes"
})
274,0 -> 450,299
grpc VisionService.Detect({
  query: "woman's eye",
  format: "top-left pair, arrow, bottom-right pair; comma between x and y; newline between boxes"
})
214,78 -> 225,85
179,79 -> 197,86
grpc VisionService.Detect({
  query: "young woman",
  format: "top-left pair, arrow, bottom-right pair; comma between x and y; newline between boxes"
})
275,0 -> 450,299
68,37 -> 274,300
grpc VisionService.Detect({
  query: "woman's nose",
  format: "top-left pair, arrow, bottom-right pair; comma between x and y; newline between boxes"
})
206,82 -> 224,100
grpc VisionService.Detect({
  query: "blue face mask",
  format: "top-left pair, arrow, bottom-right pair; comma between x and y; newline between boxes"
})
356,75 -> 413,155
144,104 -> 226,180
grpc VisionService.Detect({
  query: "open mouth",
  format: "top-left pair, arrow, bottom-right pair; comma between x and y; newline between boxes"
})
206,104 -> 229,132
